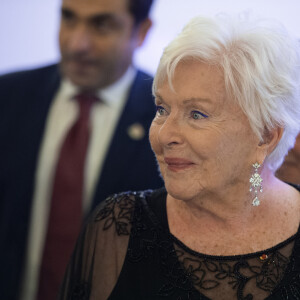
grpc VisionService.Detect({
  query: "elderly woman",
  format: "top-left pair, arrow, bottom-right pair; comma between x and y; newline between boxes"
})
60,14 -> 300,299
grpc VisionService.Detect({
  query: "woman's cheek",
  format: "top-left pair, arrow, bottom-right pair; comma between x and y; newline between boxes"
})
150,122 -> 164,158
149,122 -> 159,153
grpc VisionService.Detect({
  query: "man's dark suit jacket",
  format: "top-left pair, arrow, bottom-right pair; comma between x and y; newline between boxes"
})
0,64 -> 163,299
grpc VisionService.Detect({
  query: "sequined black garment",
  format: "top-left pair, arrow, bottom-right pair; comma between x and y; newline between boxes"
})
60,187 -> 300,300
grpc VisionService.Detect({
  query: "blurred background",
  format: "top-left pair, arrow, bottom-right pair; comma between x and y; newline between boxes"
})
1,0 -> 300,76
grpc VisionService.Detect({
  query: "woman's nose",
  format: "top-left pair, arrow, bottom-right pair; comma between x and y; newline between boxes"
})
158,114 -> 184,148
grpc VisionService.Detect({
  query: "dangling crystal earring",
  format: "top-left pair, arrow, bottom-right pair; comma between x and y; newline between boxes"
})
249,162 -> 263,206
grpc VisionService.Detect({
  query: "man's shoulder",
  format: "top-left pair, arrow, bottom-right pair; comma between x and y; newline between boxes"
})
128,69 -> 154,98
134,69 -> 154,87
0,63 -> 60,85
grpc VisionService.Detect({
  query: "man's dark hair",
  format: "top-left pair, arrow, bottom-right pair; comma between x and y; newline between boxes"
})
128,0 -> 154,24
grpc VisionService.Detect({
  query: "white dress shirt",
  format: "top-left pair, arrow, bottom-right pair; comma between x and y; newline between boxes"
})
20,67 -> 136,300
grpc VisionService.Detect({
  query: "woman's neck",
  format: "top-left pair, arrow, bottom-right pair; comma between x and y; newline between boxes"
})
166,170 -> 300,255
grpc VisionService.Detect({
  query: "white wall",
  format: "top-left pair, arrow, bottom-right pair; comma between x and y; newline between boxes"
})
1,0 -> 300,75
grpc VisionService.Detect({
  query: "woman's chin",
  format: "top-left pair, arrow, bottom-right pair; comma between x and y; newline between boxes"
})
165,182 -> 203,202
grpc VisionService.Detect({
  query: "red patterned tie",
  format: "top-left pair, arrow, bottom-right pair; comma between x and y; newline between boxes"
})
37,94 -> 97,300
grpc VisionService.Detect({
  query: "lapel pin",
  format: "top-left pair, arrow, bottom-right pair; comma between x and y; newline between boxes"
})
127,123 -> 145,140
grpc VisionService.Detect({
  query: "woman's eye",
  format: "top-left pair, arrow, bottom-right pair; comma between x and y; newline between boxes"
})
191,110 -> 208,120
156,106 -> 167,116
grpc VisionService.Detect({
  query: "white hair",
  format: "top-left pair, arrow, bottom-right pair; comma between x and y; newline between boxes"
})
153,13 -> 300,172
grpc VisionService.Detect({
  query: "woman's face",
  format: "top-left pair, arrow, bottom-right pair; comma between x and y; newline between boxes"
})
149,61 -> 260,201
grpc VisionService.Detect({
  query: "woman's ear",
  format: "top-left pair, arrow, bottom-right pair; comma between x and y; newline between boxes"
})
257,127 -> 284,163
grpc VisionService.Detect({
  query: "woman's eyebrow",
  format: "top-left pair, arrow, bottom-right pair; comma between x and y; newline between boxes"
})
182,97 -> 212,105
154,95 -> 213,108
154,93 -> 164,103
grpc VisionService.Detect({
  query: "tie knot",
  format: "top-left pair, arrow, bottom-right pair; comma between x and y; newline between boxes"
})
75,93 -> 99,104
74,93 -> 99,115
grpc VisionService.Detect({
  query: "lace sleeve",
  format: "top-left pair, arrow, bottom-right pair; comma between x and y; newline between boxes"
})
59,192 -> 136,300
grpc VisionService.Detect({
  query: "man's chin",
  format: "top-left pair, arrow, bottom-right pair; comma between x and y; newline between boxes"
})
60,64 -> 99,89
69,76 -> 99,91
64,70 -> 102,90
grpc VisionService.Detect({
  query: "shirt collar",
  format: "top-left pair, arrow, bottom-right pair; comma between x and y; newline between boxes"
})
100,66 -> 136,108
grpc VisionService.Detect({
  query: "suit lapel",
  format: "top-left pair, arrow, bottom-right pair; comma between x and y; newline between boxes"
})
0,64 -> 61,298
91,71 -> 155,208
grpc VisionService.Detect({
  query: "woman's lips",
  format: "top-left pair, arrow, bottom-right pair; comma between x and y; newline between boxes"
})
164,157 -> 195,171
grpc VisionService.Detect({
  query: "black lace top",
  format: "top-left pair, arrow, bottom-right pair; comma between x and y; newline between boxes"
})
59,188 -> 300,300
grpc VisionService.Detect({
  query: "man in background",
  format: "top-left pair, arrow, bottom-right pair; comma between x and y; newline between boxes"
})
276,133 -> 300,184
0,0 -> 162,299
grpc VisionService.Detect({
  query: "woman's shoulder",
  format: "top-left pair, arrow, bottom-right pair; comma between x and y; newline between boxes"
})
60,190 -> 161,300
87,189 -> 166,235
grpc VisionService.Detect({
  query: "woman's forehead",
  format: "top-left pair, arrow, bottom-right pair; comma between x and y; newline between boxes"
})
156,62 -> 226,106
